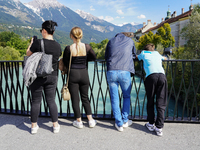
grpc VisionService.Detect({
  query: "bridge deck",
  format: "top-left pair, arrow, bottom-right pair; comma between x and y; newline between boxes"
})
0,114 -> 199,150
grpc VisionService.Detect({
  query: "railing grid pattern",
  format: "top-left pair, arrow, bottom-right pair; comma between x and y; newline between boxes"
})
0,60 -> 200,123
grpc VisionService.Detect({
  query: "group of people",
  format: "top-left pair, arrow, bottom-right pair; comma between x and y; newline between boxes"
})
26,20 -> 168,137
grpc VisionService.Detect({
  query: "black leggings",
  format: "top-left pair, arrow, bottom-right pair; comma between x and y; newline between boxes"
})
68,68 -> 92,119
30,76 -> 58,123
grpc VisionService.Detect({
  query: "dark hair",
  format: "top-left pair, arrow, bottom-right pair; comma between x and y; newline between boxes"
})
41,20 -> 58,35
144,43 -> 155,51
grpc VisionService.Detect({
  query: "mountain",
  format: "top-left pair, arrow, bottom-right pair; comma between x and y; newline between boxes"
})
0,0 -> 142,43
24,0 -> 112,43
0,0 -> 42,26
75,9 -> 143,33
75,9 -> 117,33
120,23 -> 143,32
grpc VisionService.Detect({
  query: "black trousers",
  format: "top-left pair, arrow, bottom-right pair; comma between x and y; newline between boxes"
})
144,73 -> 167,128
68,68 -> 92,119
29,75 -> 58,123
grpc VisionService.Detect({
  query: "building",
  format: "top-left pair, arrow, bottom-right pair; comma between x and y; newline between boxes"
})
135,5 -> 193,47
134,20 -> 157,40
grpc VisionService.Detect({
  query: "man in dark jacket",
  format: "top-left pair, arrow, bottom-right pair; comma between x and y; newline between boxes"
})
105,32 -> 136,132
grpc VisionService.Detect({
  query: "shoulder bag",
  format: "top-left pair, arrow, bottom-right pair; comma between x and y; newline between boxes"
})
61,49 -> 72,101
36,39 -> 54,77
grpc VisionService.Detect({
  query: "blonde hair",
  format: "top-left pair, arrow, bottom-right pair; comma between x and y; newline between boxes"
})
70,27 -> 84,56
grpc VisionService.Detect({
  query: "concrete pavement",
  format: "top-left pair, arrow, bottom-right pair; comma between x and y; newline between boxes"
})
0,114 -> 199,150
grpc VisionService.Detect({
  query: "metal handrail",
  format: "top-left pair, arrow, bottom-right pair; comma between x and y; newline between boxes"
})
0,60 -> 200,123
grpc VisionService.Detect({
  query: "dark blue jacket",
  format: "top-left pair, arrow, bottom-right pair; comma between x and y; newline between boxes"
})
105,33 -> 136,74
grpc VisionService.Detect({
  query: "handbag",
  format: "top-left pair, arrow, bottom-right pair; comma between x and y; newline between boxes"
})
23,39 -> 53,77
61,49 -> 72,101
36,39 -> 53,77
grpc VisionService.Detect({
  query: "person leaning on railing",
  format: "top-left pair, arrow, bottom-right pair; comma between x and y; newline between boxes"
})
62,27 -> 97,129
26,20 -> 62,134
136,43 -> 168,136
105,32 -> 136,132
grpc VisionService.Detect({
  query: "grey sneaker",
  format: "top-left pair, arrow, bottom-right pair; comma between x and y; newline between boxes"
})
123,120 -> 133,128
31,125 -> 39,134
73,120 -> 83,129
53,124 -> 60,133
115,123 -> 123,132
155,127 -> 163,136
89,120 -> 97,128
145,123 -> 155,131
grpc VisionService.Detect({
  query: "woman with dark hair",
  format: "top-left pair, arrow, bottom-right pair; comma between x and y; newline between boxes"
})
63,27 -> 97,129
26,20 -> 62,134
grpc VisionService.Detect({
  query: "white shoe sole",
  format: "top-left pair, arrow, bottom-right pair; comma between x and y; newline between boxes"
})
31,125 -> 39,134
73,121 -> 83,129
53,124 -> 60,133
115,123 -> 123,132
145,123 -> 155,132
89,120 -> 97,128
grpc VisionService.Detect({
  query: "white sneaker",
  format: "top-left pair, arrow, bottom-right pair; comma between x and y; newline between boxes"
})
73,120 -> 83,129
89,120 -> 97,128
53,124 -> 60,133
115,123 -> 123,132
145,123 -> 155,131
31,125 -> 39,134
155,127 -> 163,136
123,120 -> 133,128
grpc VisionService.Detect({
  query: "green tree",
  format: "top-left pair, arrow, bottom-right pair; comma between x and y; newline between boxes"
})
0,46 -> 22,60
180,4 -> 200,59
137,31 -> 161,50
90,39 -> 109,59
0,31 -> 29,56
156,23 -> 175,48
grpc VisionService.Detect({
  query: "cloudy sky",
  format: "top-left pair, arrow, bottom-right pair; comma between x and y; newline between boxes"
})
20,0 -> 199,26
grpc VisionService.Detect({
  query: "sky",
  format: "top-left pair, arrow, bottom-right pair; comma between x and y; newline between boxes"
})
19,0 -> 200,26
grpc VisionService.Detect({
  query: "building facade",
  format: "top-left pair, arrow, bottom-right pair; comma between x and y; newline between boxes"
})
134,5 -> 193,47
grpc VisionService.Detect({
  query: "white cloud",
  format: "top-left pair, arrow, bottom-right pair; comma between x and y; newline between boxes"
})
137,14 -> 146,19
116,9 -> 124,15
98,16 -> 104,19
117,22 -> 128,26
90,0 -> 137,16
121,17 -> 124,19
90,6 -> 95,11
116,16 -> 120,19
104,16 -> 114,22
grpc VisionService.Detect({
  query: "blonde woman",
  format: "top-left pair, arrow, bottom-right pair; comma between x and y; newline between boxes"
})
63,27 -> 97,128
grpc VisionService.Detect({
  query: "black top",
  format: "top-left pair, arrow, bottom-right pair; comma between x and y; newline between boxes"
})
30,39 -> 62,76
63,44 -> 96,69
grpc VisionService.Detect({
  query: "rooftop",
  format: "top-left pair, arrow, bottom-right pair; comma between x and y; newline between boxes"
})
144,9 -> 192,33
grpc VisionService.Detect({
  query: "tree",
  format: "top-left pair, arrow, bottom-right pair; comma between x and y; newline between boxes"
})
137,31 -> 161,50
90,39 -> 109,59
156,23 -> 175,48
180,3 -> 200,59
0,31 -> 29,56
0,46 -> 22,60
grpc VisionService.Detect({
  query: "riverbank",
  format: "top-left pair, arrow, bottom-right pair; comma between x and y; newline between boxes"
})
0,114 -> 199,150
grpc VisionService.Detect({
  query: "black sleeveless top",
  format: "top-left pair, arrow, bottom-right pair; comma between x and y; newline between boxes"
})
63,44 -> 96,69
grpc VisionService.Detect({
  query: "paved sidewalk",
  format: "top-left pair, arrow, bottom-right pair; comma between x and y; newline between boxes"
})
0,114 -> 199,150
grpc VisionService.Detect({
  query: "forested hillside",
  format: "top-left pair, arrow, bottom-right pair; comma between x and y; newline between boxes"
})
0,24 -> 74,50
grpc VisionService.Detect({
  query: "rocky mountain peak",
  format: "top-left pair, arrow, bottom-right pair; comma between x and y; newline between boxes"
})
25,0 -> 64,10
75,9 -> 103,23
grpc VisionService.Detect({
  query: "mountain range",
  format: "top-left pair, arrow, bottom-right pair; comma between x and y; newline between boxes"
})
0,0 -> 143,43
